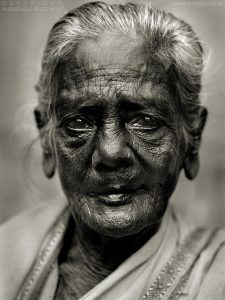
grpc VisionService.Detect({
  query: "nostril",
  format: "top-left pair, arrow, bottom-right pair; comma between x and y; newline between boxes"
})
95,163 -> 115,173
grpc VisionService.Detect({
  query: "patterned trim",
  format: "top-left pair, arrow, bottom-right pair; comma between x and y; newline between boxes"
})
139,228 -> 215,300
17,210 -> 214,300
17,208 -> 69,300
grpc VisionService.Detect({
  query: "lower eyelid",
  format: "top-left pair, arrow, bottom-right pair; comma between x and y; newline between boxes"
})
64,126 -> 96,136
128,122 -> 161,129
66,127 -> 94,131
129,127 -> 160,133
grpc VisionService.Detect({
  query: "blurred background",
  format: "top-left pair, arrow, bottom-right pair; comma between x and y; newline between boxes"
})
0,0 -> 224,225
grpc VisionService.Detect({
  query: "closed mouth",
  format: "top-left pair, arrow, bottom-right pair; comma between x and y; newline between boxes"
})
87,187 -> 145,206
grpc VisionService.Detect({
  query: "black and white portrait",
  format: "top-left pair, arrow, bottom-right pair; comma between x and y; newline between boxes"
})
0,1 -> 225,299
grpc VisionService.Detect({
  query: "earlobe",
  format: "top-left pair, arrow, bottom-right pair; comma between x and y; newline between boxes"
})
183,154 -> 199,180
199,106 -> 208,133
42,151 -> 56,178
183,106 -> 207,180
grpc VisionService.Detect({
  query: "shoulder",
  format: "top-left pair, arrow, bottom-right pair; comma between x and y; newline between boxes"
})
180,226 -> 225,300
0,200 -> 67,300
195,228 -> 225,300
0,200 -> 67,249
170,206 -> 225,299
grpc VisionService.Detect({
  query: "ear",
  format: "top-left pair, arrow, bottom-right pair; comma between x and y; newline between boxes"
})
42,149 -> 56,179
34,106 -> 56,178
183,106 -> 207,180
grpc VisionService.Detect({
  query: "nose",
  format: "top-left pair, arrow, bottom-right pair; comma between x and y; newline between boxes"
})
92,128 -> 134,172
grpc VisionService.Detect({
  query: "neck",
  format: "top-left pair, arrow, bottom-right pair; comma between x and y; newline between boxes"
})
55,217 -> 160,299
75,222 -> 160,269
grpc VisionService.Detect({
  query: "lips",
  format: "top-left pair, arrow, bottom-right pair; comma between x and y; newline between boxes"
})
87,186 -> 145,206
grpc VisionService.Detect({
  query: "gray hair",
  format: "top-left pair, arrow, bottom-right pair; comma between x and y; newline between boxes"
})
35,1 -> 204,150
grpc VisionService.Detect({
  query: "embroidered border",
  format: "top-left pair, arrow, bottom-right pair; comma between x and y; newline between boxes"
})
140,228 -> 215,300
17,208 -> 69,300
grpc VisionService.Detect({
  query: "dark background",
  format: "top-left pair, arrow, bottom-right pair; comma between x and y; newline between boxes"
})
0,0 -> 224,225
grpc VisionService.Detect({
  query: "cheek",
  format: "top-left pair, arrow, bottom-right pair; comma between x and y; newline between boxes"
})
132,131 -> 181,185
54,136 -> 94,194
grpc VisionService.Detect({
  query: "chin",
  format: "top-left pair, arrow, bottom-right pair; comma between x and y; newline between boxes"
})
89,215 -> 147,238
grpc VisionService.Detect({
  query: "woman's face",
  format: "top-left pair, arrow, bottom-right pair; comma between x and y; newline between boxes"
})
52,34 -> 185,237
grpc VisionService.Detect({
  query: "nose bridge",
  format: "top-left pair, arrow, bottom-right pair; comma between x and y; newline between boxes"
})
91,120 -> 133,170
99,121 -> 125,159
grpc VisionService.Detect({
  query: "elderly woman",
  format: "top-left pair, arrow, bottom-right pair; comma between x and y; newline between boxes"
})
1,2 -> 225,300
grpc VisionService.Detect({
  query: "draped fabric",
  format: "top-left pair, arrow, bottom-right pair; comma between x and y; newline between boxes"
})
1,200 -> 225,300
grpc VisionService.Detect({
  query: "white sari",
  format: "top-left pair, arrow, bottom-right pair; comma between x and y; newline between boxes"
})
1,200 -> 225,300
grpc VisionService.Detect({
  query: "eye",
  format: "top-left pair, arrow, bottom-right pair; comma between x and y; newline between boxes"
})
64,116 -> 94,133
129,115 -> 162,131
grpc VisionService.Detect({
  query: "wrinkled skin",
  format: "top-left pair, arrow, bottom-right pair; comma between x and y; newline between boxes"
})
54,35 -> 185,238
43,34 -> 201,299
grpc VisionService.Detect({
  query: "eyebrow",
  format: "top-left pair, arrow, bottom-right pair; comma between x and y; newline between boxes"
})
117,95 -> 174,116
55,93 -> 175,120
55,95 -> 105,118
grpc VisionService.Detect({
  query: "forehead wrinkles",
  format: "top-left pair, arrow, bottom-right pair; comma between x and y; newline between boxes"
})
59,62 -> 169,100
61,59 -> 168,84
60,76 -> 136,103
